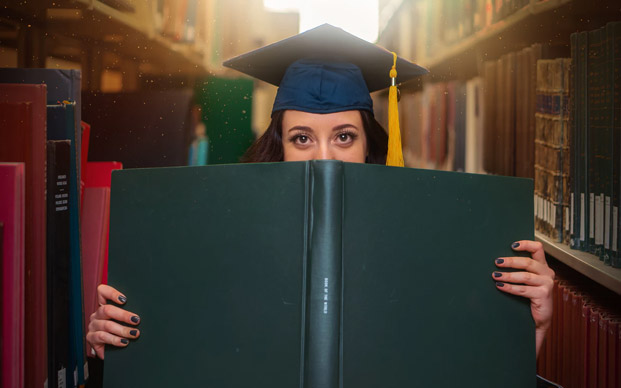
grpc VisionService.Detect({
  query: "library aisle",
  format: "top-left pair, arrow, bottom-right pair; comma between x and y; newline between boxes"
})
0,0 -> 620,388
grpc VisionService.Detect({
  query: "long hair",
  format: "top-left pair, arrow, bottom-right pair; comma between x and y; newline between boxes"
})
241,110 -> 388,164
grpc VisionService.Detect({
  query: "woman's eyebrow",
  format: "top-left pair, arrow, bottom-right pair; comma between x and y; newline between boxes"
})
332,123 -> 359,131
287,125 -> 313,132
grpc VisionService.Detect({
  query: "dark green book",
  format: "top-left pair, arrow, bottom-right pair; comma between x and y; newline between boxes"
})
579,31 -> 590,252
570,32 -> 581,250
587,27 -> 606,258
104,161 -> 535,387
609,22 -> 621,268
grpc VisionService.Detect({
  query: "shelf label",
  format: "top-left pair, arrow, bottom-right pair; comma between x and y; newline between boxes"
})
590,193 -> 594,239
604,196 -> 610,249
595,194 -> 603,245
570,193 -> 574,235
580,193 -> 585,241
613,207 -> 618,252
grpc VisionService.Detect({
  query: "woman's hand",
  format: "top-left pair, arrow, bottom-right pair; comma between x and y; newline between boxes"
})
492,240 -> 555,358
86,284 -> 141,359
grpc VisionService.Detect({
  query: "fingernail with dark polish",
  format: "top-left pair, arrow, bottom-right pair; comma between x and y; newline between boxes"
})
496,282 -> 505,288
118,295 -> 127,303
121,338 -> 129,344
493,272 -> 502,278
512,242 -> 520,249
496,258 -> 504,265
131,315 -> 140,324
130,330 -> 138,336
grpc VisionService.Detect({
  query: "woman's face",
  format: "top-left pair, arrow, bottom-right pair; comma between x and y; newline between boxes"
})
282,110 -> 367,163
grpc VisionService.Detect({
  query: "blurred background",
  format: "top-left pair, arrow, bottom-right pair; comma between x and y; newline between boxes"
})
2,2 -> 621,388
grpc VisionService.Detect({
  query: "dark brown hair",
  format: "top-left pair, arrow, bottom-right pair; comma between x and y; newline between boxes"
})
241,110 -> 388,164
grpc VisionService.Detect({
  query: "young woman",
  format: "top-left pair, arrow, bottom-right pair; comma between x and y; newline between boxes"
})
86,25 -> 555,363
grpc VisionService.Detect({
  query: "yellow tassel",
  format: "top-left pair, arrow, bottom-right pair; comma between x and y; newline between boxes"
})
386,52 -> 404,167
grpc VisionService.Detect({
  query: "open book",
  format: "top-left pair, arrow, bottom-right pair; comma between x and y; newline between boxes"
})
104,161 -> 535,387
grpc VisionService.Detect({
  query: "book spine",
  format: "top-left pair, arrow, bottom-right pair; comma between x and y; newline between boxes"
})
612,22 -> 621,268
604,23 -> 615,264
303,161 -> 343,388
579,31 -> 590,252
46,140 -> 71,388
571,32 -> 580,249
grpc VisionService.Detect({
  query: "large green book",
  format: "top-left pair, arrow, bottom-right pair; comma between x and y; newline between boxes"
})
104,161 -> 535,387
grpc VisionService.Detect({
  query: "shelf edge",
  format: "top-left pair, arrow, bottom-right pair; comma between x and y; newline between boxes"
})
535,231 -> 621,295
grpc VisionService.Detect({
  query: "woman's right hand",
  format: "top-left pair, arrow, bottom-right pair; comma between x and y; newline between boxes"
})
86,284 -> 141,359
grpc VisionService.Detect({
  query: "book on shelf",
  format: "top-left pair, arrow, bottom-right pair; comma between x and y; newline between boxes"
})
46,140 -> 72,388
0,84 -> 48,388
47,101 -> 88,387
84,161 -> 123,285
534,58 -> 571,245
0,162 -> 25,388
570,22 -> 621,268
104,161 -> 536,387
536,269 -> 620,388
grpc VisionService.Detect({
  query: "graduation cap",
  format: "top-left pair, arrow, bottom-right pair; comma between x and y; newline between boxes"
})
223,24 -> 429,167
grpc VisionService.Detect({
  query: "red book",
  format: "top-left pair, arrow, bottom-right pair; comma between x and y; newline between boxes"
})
0,83 -> 48,388
579,297 -> 590,388
84,161 -> 122,284
570,289 -> 581,387
607,318 -> 618,388
587,306 -> 600,388
84,161 -> 123,189
80,187 -> 111,336
561,285 -> 572,387
598,312 -> 609,388
0,163 -> 25,388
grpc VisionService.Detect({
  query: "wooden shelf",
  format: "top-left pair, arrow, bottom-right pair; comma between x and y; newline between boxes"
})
536,231 -> 621,295
0,0 -> 210,76
422,0 -> 571,71
400,0 -> 621,82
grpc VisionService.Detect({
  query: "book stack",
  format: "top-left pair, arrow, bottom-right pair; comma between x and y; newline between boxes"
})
534,59 -> 572,245
570,22 -> 621,268
537,271 -> 620,388
0,69 -> 128,388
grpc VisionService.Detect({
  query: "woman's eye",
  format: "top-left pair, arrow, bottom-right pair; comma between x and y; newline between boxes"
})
297,135 -> 309,144
336,132 -> 357,143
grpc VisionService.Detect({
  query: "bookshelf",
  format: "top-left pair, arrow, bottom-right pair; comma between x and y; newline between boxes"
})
380,0 -> 621,82
377,0 -> 621,292
0,0 -> 213,89
536,232 -> 621,294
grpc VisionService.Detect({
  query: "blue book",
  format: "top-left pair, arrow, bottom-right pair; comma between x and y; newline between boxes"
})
0,68 -> 83,183
48,102 -> 87,388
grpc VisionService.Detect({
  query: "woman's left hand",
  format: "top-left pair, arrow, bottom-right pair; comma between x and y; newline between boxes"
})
492,240 -> 555,358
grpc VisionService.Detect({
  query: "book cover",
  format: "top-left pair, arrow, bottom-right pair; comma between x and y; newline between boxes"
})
0,84 -> 48,388
103,161 -> 535,387
0,162 -> 25,388
46,140 -> 71,388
